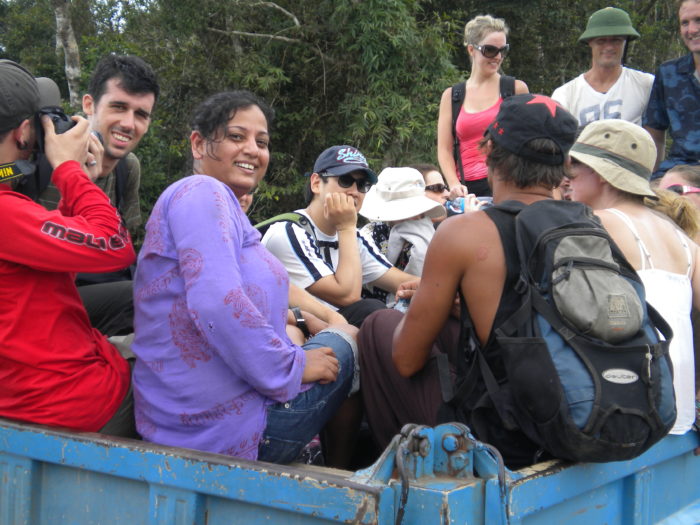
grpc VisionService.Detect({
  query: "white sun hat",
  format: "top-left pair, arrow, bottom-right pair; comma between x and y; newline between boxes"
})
359,167 -> 447,222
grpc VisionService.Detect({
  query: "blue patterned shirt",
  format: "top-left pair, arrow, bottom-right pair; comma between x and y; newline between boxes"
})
643,53 -> 700,178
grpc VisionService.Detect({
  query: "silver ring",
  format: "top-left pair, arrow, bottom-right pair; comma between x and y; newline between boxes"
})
87,160 -> 97,166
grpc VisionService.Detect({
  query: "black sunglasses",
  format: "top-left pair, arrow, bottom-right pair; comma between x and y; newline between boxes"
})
474,43 -> 510,59
425,183 -> 448,193
321,173 -> 373,193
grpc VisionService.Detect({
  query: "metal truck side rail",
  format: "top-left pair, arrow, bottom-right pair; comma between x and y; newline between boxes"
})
1,419 -> 699,524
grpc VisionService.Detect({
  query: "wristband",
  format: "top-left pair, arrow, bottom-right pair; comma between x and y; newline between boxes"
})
291,307 -> 310,338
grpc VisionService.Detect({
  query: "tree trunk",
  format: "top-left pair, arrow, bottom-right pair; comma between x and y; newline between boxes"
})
52,0 -> 81,108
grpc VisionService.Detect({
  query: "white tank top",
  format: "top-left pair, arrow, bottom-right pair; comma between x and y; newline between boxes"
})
606,208 -> 695,434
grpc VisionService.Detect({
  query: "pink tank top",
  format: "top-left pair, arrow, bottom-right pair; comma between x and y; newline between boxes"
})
455,99 -> 502,182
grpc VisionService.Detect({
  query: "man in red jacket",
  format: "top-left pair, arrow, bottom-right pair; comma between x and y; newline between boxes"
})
0,60 -> 136,436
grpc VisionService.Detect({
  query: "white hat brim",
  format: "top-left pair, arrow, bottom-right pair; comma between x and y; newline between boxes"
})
360,189 -> 446,222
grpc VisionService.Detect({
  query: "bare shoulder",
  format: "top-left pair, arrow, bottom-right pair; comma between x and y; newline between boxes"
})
440,86 -> 453,104
431,210 -> 500,260
436,209 -> 495,237
594,208 -> 639,247
593,209 -> 629,233
514,79 -> 529,94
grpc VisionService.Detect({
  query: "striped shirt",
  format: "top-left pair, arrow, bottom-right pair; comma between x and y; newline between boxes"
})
261,210 -> 391,309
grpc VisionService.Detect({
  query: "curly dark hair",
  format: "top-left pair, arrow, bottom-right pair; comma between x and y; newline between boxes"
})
191,91 -> 273,138
190,90 -> 274,164
88,54 -> 159,105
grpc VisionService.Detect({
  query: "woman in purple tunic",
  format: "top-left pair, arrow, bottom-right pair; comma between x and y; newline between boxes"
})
132,91 -> 357,464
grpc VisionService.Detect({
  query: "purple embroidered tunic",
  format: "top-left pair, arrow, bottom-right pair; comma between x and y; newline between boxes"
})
132,175 -> 306,459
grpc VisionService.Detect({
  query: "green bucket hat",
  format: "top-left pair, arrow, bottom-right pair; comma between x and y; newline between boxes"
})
578,7 -> 640,43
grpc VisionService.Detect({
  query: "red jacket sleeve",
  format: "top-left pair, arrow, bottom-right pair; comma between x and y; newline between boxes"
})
0,161 -> 136,273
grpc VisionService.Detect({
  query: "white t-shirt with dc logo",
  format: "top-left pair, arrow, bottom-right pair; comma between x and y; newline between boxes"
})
552,67 -> 654,126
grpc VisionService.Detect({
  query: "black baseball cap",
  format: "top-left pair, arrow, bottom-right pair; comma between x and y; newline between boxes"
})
311,145 -> 377,183
486,94 -> 578,166
0,60 -> 61,134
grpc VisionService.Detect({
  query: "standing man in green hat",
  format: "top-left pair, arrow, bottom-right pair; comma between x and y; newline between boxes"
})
552,7 -> 654,126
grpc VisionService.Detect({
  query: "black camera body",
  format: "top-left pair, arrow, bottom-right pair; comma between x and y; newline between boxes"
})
14,107 -> 76,200
35,107 -> 76,153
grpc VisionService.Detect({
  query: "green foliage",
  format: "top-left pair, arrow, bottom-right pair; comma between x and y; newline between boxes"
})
0,0 -> 64,81
0,0 -> 686,227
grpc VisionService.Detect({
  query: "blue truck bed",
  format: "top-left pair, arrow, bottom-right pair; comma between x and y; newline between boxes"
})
1,419 -> 698,524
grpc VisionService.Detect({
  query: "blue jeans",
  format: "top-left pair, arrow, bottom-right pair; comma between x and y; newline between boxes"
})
257,328 -> 356,464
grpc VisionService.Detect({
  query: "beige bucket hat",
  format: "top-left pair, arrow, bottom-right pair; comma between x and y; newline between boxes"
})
569,120 -> 657,198
359,167 -> 446,222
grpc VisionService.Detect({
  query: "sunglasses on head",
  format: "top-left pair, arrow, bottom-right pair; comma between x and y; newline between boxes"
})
663,184 -> 700,196
474,43 -> 510,59
321,173 -> 373,193
425,183 -> 448,193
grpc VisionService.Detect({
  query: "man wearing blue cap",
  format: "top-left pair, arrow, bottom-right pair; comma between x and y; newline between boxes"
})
262,145 -> 415,327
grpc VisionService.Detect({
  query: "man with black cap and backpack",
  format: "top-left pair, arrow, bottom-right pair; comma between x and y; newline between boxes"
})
359,94 -> 676,468
552,7 -> 654,126
0,60 -> 137,437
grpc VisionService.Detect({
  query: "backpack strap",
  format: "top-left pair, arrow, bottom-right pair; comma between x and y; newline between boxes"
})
499,75 -> 516,99
438,203 -> 524,411
451,82 -> 467,184
114,157 -> 130,213
254,212 -> 317,244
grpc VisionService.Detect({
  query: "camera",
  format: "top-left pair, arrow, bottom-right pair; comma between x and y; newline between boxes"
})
35,106 -> 76,153
14,106 -> 76,201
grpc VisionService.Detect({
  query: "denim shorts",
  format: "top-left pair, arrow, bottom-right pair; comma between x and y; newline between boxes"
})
257,328 -> 356,464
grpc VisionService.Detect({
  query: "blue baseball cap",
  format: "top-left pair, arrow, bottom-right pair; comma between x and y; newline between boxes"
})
311,145 -> 377,183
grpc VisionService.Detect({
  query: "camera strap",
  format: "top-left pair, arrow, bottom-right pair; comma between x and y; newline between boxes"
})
0,160 -> 35,185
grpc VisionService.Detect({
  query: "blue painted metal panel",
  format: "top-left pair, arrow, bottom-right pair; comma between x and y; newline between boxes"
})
506,432 -> 700,524
1,418 -> 699,524
0,454 -> 38,525
0,420 -> 394,524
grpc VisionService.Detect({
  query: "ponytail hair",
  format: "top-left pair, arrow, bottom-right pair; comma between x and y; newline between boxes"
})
645,188 -> 700,239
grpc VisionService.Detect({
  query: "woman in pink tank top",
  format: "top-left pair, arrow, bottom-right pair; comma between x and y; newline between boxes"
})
437,14 -> 528,198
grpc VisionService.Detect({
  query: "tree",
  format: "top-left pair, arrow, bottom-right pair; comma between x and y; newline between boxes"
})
96,0 -> 460,223
0,0 -> 686,228
51,0 -> 81,108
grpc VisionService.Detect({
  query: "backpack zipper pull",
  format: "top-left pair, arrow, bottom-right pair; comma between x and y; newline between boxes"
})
646,347 -> 652,380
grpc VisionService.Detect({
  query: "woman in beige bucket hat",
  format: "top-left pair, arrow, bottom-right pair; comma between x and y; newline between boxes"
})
569,118 -> 700,434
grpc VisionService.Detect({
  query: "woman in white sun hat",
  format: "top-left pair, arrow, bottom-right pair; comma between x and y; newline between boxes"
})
568,118 -> 700,434
359,167 -> 445,304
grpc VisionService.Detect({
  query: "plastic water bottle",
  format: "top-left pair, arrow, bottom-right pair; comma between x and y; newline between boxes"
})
445,197 -> 465,215
393,297 -> 410,313
446,196 -> 493,215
